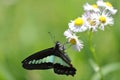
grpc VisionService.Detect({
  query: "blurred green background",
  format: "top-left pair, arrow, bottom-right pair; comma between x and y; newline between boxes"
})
0,0 -> 120,80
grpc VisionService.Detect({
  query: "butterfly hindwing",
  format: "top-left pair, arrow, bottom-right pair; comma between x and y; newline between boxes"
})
53,56 -> 76,76
54,64 -> 76,76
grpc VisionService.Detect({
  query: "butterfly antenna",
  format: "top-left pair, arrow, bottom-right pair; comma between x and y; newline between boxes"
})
63,41 -> 72,50
48,32 -> 56,44
63,41 -> 68,46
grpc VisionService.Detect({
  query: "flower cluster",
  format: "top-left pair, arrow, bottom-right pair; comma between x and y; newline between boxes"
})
64,0 -> 117,51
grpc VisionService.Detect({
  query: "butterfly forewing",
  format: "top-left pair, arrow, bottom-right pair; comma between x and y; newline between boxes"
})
22,48 -> 55,70
22,47 -> 54,63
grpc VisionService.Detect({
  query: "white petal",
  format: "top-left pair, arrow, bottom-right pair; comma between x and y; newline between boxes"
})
64,29 -> 73,38
99,24 -> 105,30
97,0 -> 105,7
83,3 -> 92,11
110,8 -> 117,15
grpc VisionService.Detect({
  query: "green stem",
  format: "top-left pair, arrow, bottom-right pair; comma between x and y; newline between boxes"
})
88,29 -> 104,80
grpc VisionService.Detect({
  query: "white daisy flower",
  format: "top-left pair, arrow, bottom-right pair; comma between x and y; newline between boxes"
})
91,11 -> 114,30
84,3 -> 100,12
104,2 -> 117,15
86,18 -> 99,32
97,1 -> 117,15
99,15 -> 113,30
83,12 -> 99,32
64,30 -> 83,51
68,16 -> 87,32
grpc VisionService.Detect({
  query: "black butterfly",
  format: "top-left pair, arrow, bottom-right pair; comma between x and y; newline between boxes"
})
22,41 -> 76,76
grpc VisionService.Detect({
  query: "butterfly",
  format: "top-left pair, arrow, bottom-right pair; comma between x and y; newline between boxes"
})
22,41 -> 76,76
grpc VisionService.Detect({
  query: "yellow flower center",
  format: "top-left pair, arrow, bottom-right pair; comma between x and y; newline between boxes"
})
92,4 -> 98,8
99,16 -> 106,23
74,18 -> 84,26
69,38 -> 76,45
90,20 -> 96,26
105,2 -> 112,7
87,18 -> 96,26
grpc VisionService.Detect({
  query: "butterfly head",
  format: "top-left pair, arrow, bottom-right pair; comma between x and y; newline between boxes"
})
55,41 -> 65,52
